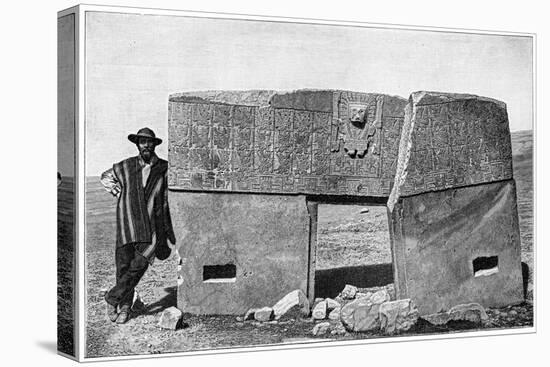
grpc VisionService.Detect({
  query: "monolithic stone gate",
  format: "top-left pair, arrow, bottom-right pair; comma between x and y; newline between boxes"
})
167,89 -> 523,316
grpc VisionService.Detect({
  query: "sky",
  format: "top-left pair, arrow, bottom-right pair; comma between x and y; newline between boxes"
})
85,11 -> 533,176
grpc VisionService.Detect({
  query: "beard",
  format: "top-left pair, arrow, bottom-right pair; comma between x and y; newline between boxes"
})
140,148 -> 153,162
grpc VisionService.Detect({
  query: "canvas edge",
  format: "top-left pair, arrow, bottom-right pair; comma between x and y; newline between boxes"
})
61,3 -> 537,362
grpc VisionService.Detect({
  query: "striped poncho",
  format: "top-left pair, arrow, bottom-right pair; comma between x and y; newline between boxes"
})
111,156 -> 176,261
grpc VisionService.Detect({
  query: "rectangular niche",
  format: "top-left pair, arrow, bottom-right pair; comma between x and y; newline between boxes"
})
203,264 -> 237,283
473,256 -> 499,277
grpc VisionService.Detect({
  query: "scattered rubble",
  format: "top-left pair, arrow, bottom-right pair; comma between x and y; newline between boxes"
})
422,303 -> 488,326
232,285 -> 527,338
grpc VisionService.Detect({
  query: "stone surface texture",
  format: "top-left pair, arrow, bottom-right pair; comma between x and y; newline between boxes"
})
340,284 -> 358,300
390,179 -> 524,315
254,307 -> 274,322
379,299 -> 419,334
328,307 -> 341,320
388,91 -> 513,210
325,298 -> 340,310
173,192 -> 309,314
272,289 -> 311,320
158,307 -> 183,330
168,89 -> 406,197
370,290 -> 391,305
340,298 -> 381,332
312,322 -> 331,336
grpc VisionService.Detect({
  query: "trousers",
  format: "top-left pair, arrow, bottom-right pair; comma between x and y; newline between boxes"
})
105,243 -> 149,308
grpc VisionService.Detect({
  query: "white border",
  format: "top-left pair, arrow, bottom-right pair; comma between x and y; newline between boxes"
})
58,3 -> 537,363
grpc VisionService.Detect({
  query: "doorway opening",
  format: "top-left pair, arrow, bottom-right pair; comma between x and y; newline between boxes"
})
311,201 -> 394,299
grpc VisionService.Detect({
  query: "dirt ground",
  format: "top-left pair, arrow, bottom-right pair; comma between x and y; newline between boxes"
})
79,131 -> 533,358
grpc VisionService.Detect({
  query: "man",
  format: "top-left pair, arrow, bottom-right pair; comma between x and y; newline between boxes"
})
100,127 -> 176,324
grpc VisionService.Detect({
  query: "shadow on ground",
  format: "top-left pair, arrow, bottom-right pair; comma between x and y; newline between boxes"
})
136,286 -> 177,316
315,263 -> 393,298
315,262 -> 530,300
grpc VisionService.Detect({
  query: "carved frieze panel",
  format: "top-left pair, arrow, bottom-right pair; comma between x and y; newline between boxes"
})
165,90 -> 512,198
399,93 -> 514,196
168,90 -> 405,196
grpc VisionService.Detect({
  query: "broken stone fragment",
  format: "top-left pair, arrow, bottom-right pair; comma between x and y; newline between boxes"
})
448,303 -> 489,324
325,298 -> 340,311
244,308 -> 259,321
370,290 -> 390,305
313,298 -> 324,305
379,299 -> 419,335
312,301 -> 327,320
255,307 -> 274,322
272,289 -> 310,320
423,303 -> 488,325
157,307 -> 183,330
356,292 -> 373,300
340,298 -> 380,332
312,322 -> 331,336
330,322 -> 347,335
340,285 -> 358,300
328,307 -> 341,320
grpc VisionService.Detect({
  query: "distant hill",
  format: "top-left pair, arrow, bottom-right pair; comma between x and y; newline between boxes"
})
511,130 -> 533,160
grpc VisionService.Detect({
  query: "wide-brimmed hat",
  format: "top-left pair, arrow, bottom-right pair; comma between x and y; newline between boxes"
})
128,127 -> 162,145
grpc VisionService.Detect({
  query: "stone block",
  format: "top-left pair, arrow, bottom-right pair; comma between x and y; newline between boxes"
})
370,290 -> 390,305
312,300 -> 327,320
173,193 -> 309,315
379,299 -> 419,334
389,179 -> 524,315
244,308 -> 259,321
272,289 -> 310,320
325,298 -> 340,311
340,298 -> 380,332
388,91 -> 513,208
340,284 -> 358,300
168,89 -> 406,197
254,307 -> 274,322
328,307 -> 341,321
158,307 -> 183,330
423,303 -> 488,326
312,322 -> 331,336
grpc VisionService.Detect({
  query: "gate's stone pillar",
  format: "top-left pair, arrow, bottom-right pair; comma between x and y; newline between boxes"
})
388,92 -> 523,315
171,192 -> 309,314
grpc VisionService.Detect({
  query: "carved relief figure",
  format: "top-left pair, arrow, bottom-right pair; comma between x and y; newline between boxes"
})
334,96 -> 384,158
